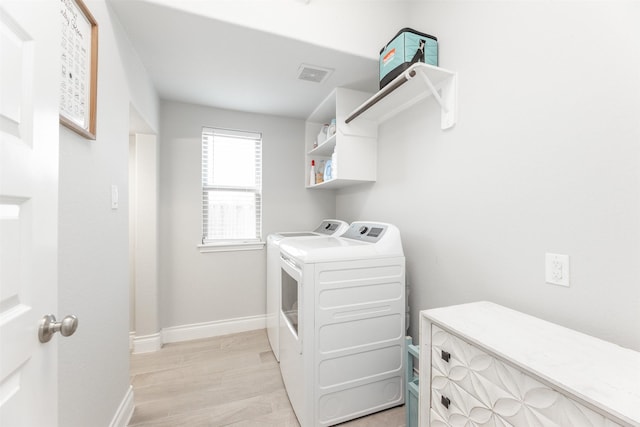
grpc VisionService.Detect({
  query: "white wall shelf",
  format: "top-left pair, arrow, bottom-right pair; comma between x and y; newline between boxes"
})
308,134 -> 336,157
346,63 -> 457,130
306,178 -> 344,190
305,87 -> 377,190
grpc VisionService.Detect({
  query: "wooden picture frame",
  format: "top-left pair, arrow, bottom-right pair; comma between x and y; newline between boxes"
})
59,0 -> 98,140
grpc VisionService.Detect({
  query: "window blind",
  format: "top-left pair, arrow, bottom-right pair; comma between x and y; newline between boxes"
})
202,127 -> 262,244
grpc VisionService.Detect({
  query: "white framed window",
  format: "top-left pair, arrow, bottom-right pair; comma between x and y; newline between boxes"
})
201,127 -> 262,249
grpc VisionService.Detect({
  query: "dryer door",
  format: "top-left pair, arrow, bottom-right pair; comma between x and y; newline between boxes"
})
280,255 -> 303,354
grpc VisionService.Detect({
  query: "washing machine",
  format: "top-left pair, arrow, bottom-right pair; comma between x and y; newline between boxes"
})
278,221 -> 406,427
266,219 -> 348,361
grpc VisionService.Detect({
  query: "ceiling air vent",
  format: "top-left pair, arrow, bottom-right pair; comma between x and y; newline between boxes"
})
297,64 -> 333,84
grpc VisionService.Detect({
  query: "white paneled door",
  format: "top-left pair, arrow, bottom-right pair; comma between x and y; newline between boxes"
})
0,1 -> 60,426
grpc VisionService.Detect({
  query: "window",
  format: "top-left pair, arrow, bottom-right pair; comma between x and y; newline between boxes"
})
201,127 -> 262,245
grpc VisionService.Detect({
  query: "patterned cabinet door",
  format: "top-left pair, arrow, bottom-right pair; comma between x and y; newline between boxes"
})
431,369 -> 512,426
430,325 -> 622,427
430,409 -> 448,426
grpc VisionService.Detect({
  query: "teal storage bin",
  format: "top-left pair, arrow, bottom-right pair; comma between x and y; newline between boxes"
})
405,336 -> 419,427
379,28 -> 438,89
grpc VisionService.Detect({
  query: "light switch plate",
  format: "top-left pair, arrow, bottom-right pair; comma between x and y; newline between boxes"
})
111,185 -> 119,209
545,253 -> 570,287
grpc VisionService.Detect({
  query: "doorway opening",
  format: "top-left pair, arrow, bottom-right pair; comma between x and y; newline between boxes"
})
128,106 -> 161,353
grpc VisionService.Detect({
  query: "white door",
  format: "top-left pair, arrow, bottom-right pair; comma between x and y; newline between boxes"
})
0,1 -> 61,425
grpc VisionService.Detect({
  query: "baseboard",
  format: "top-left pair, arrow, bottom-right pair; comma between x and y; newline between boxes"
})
109,385 -> 134,427
129,331 -> 135,351
130,315 -> 267,351
162,314 -> 266,344
132,332 -> 162,354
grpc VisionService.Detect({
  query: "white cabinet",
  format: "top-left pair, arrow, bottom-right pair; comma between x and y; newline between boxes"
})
305,65 -> 457,190
305,87 -> 377,189
419,302 -> 640,427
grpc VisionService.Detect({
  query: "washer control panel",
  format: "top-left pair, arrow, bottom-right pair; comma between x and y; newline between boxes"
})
314,220 -> 345,235
342,222 -> 388,242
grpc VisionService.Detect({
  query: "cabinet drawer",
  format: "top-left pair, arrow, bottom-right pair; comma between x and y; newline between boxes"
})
430,325 -> 622,427
431,371 -> 504,426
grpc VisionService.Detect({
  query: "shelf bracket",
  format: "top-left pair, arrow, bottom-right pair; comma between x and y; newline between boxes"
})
416,70 -> 445,110
441,73 -> 457,130
416,69 -> 457,129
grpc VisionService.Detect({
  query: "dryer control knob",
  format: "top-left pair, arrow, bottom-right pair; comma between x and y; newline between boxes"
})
358,226 -> 369,235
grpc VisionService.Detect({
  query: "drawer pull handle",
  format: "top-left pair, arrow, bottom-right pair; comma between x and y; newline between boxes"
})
441,350 -> 451,362
441,395 -> 451,409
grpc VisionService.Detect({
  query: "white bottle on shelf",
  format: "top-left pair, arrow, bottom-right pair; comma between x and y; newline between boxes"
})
326,118 -> 336,140
316,124 -> 328,148
309,160 -> 316,186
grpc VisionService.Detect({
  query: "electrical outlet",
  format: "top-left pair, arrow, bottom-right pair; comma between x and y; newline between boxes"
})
545,253 -> 570,287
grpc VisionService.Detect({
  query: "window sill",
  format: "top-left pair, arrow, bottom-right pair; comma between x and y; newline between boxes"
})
198,241 -> 265,253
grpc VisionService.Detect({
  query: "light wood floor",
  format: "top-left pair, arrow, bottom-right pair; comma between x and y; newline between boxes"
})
129,329 -> 405,426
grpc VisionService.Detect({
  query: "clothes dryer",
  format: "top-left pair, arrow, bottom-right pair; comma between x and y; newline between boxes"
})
266,219 -> 348,361
279,221 -> 405,427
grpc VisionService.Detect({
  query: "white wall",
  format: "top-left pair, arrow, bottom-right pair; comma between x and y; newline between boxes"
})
129,136 -> 136,334
159,100 -> 334,329
337,1 -> 640,351
110,7 -> 160,133
145,0 -> 407,60
58,1 -> 159,425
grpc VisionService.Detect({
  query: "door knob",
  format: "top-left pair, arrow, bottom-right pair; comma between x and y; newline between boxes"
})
39,314 -> 78,343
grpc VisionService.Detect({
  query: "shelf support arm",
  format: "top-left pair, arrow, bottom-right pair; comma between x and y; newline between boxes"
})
417,71 -> 446,113
417,69 -> 457,130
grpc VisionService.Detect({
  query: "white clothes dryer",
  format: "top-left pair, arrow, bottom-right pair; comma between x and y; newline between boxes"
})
278,221 -> 406,427
266,219 -> 348,361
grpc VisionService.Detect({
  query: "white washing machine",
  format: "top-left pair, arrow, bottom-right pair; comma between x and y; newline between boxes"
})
266,219 -> 348,361
278,221 -> 406,427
